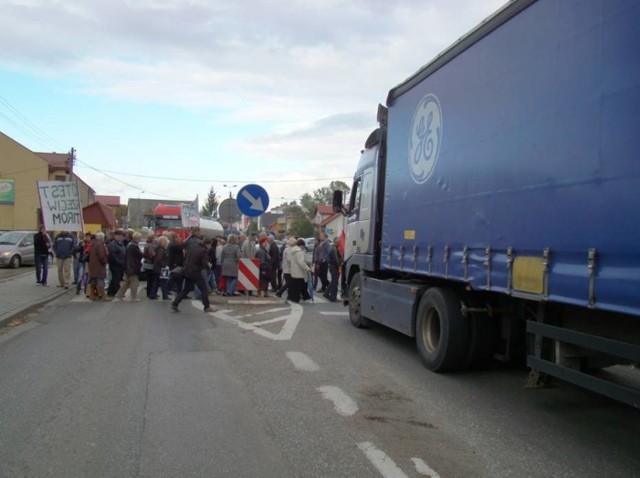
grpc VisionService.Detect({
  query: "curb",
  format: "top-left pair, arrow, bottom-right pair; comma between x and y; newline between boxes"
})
0,289 -> 70,329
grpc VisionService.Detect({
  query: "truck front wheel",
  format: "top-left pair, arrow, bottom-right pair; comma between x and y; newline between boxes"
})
348,273 -> 370,328
416,288 -> 469,372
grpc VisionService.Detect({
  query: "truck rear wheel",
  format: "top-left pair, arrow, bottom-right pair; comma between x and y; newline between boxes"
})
348,273 -> 370,328
416,288 -> 469,372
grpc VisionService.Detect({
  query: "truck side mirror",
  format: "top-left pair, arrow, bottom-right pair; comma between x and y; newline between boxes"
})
332,190 -> 343,213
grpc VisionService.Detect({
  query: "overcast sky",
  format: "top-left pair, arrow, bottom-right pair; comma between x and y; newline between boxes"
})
0,0 -> 505,210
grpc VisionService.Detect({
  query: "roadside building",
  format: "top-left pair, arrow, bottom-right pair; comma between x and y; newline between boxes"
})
0,132 -> 95,231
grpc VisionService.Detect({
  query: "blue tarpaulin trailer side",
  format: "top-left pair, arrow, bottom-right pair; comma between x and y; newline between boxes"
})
336,0 -> 640,407
381,0 -> 640,317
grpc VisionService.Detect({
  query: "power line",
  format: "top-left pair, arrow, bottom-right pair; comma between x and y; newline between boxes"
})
0,95 -> 66,151
74,165 -> 352,183
74,158 -> 177,200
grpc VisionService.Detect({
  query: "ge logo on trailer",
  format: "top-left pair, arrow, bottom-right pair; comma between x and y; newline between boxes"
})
408,93 -> 442,184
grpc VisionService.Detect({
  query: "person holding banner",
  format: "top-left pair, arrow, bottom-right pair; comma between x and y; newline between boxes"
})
34,225 -> 52,286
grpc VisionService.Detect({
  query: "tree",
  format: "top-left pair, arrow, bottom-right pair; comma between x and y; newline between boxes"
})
300,193 -> 315,216
300,181 -> 351,217
286,204 -> 314,238
201,186 -> 219,217
114,205 -> 128,228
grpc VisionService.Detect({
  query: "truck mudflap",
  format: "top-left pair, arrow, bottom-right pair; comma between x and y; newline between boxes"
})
527,321 -> 640,408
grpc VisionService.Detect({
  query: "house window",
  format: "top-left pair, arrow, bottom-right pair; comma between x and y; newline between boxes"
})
55,175 -> 66,181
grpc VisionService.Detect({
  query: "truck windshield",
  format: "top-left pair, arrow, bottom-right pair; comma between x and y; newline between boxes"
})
154,218 -> 183,229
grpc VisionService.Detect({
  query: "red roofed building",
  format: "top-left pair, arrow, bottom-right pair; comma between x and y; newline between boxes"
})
313,204 -> 335,230
95,195 -> 121,207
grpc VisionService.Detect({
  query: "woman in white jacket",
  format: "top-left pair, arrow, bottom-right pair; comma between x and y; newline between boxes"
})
288,238 -> 311,303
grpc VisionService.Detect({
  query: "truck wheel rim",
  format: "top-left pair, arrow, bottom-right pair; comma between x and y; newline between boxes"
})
351,286 -> 361,316
423,308 -> 441,353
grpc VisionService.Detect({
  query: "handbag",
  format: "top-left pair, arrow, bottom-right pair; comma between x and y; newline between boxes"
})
170,266 -> 184,280
160,266 -> 170,280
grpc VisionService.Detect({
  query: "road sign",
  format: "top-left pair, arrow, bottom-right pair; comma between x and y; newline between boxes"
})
218,198 -> 241,224
237,184 -> 269,217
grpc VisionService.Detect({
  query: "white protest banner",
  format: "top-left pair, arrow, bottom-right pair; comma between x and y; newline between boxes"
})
37,180 -> 84,232
180,195 -> 200,228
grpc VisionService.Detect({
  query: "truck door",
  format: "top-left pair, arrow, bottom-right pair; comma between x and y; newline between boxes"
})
346,165 -> 375,261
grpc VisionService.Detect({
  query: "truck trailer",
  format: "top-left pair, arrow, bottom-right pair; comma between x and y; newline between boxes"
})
149,204 -> 224,240
333,0 -> 640,407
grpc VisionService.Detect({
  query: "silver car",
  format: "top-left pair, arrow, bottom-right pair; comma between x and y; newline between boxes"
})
0,231 -> 37,268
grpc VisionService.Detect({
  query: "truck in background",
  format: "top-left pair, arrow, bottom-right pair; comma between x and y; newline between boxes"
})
333,0 -> 640,407
148,204 -> 224,240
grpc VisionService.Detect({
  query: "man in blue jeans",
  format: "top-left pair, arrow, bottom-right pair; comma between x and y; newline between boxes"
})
34,225 -> 52,286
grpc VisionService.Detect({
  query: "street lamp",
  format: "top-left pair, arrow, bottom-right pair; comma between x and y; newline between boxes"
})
223,184 -> 237,198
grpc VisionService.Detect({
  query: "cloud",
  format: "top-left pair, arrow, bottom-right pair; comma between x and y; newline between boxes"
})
1,0 -> 506,205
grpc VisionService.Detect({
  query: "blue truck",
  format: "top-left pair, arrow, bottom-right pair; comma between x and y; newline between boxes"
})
333,0 -> 640,407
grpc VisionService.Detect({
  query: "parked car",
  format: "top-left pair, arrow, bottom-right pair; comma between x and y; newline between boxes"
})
304,237 -> 316,253
0,230 -> 37,268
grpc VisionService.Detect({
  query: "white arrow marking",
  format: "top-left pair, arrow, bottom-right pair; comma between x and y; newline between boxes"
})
196,302 -> 302,340
357,442 -> 408,478
286,352 -> 320,371
412,458 -> 441,477
241,189 -> 264,211
317,386 -> 359,416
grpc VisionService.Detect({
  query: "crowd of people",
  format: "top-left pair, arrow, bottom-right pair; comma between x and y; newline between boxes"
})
33,225 -> 345,311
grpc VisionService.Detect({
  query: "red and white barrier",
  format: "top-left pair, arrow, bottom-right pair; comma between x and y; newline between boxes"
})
237,258 -> 259,291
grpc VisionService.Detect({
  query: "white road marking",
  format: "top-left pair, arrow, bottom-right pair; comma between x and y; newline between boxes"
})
286,352 -> 320,372
412,458 -> 441,477
317,386 -> 359,416
234,307 -> 291,319
357,442 -> 408,478
205,302 -> 303,341
319,311 -> 349,316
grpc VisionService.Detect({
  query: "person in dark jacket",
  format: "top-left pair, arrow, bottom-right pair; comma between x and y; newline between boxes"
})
149,235 -> 170,300
166,233 -> 185,295
267,236 -> 280,292
255,237 -> 271,297
322,238 -> 342,302
34,225 -> 52,286
115,232 -> 144,301
87,232 -> 109,301
107,230 -> 126,297
315,232 -> 330,293
53,230 -> 76,288
183,226 -> 202,252
207,237 -> 218,293
171,237 -> 214,312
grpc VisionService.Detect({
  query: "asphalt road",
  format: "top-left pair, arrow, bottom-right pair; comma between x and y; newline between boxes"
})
0,289 -> 639,477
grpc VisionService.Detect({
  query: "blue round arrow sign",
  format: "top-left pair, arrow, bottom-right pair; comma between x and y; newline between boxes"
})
237,184 -> 269,217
